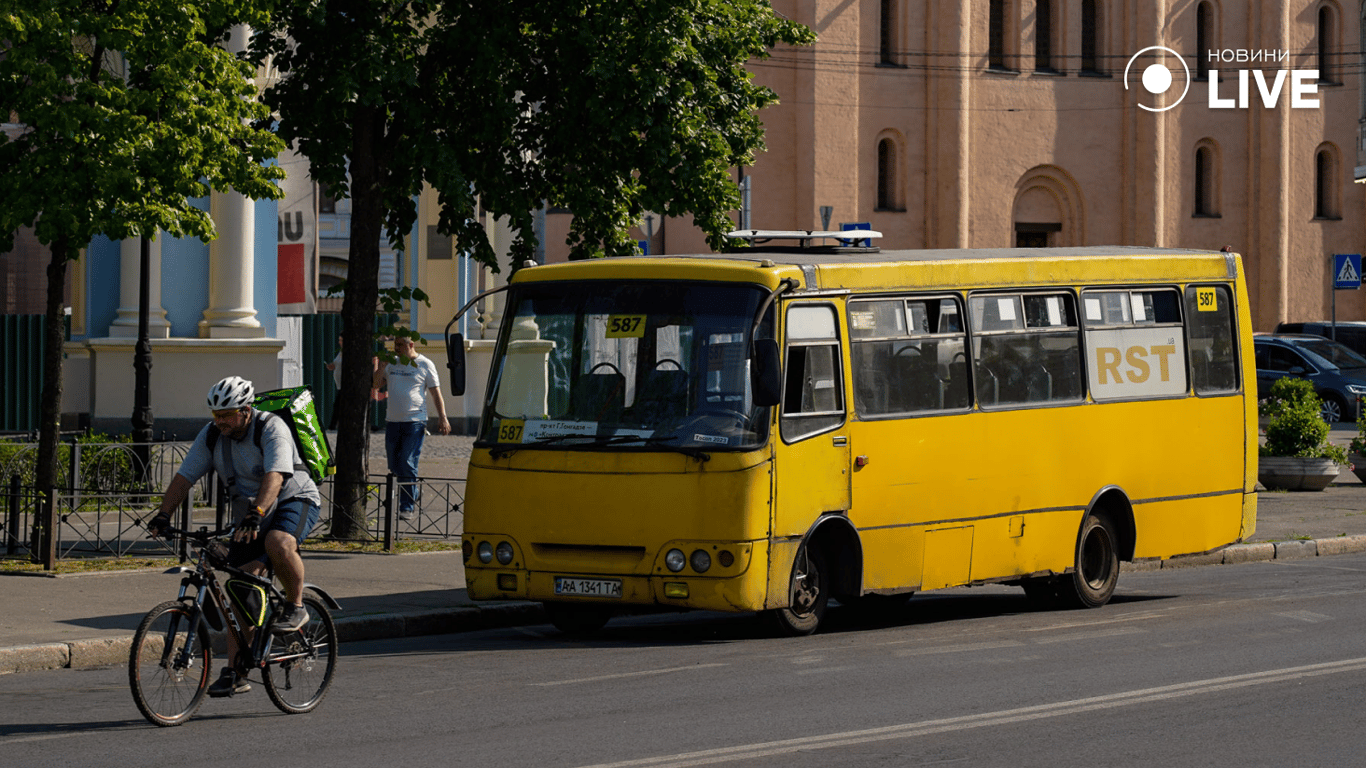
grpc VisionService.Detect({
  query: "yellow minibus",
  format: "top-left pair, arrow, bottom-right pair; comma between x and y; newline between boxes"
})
447,234 -> 1256,635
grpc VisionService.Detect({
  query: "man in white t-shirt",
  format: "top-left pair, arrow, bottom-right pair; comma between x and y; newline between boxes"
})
374,335 -> 449,519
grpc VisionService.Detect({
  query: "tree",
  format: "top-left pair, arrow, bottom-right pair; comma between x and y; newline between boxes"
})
253,0 -> 811,539
0,1 -> 284,566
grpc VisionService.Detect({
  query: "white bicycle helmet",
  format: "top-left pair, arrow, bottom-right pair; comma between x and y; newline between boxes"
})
206,376 -> 255,410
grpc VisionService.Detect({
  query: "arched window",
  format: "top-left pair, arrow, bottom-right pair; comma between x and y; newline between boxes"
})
1316,147 -> 1339,219
989,0 -> 1008,70
1035,0 -> 1054,72
1196,2 -> 1213,80
880,0 -> 897,66
877,138 -> 897,210
1319,6 -> 1338,84
1194,144 -> 1218,217
1080,0 -> 1100,74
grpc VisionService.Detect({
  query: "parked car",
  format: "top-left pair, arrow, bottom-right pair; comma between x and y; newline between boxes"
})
1275,321 -> 1366,358
1253,333 -> 1366,423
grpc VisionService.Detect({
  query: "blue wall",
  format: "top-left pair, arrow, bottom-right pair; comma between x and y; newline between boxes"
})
80,194 -> 280,340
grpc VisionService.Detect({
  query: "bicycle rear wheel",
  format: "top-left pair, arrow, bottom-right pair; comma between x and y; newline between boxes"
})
129,600 -> 213,727
264,595 -> 337,714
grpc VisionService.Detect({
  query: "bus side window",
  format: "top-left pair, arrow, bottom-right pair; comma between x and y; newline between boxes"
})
781,305 -> 844,441
1184,286 -> 1239,394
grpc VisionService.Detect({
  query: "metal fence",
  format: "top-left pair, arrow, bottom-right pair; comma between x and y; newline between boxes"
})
1,438 -> 464,564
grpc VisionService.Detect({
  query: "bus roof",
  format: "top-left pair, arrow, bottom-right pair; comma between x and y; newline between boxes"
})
511,246 -> 1240,293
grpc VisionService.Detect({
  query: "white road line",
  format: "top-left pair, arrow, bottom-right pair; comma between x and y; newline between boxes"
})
572,657 -> 1366,768
1032,626 -> 1147,644
531,663 -> 728,687
0,731 -> 97,746
894,640 -> 1025,656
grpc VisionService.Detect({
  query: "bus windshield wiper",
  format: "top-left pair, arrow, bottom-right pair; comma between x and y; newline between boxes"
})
589,434 -> 711,461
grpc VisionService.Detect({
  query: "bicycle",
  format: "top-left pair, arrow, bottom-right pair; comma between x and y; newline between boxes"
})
129,524 -> 341,727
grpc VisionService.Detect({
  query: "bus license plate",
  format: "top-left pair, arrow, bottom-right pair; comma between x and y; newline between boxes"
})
554,577 -> 622,598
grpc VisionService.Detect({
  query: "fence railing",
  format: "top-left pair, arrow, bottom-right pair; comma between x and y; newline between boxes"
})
1,439 -> 464,565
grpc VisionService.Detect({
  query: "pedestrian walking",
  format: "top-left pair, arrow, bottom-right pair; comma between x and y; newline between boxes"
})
373,333 -> 450,520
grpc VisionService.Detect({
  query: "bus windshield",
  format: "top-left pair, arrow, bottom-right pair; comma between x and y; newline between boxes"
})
478,280 -> 773,452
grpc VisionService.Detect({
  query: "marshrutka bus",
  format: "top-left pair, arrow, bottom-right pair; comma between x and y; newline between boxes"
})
445,232 -> 1257,636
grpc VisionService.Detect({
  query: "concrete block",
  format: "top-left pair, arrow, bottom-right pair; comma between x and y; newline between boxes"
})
0,643 -> 69,674
1316,535 -> 1366,556
67,637 -> 131,669
1274,540 -> 1318,559
1222,543 -> 1276,564
1162,551 -> 1225,569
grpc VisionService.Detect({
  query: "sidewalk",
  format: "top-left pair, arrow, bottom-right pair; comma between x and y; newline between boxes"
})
4,430 -> 1366,675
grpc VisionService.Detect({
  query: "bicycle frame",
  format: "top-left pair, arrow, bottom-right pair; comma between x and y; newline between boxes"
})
160,530 -> 341,675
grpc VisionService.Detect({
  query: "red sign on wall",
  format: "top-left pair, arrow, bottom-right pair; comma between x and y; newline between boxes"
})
278,243 -> 306,304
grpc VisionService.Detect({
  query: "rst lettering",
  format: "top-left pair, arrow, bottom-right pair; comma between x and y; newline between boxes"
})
1096,344 -> 1177,384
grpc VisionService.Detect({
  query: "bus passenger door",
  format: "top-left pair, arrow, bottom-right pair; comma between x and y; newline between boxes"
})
769,303 -> 851,604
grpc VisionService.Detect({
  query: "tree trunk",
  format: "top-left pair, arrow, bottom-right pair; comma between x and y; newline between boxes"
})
32,235 -> 71,568
329,105 -> 387,539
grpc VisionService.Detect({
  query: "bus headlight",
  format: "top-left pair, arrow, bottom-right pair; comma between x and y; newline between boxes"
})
495,541 -> 514,565
690,549 -> 711,573
477,541 -> 494,564
665,548 -> 687,572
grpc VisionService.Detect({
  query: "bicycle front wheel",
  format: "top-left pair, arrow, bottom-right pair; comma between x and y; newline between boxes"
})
264,595 -> 338,714
129,600 -> 213,727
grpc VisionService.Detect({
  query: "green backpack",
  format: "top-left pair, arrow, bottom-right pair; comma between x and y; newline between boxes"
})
206,386 -> 334,484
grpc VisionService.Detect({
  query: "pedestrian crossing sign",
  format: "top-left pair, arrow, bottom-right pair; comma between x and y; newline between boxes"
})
1334,254 -> 1362,290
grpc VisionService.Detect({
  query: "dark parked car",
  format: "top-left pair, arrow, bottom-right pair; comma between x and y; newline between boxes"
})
1275,321 -> 1366,358
1254,333 -> 1366,423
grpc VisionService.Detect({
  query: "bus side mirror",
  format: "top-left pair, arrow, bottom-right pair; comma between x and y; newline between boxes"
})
752,339 -> 781,407
447,333 -> 466,396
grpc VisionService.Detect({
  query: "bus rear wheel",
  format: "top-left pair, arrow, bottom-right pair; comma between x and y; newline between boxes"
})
764,546 -> 829,636
543,602 -> 613,635
1057,513 -> 1119,609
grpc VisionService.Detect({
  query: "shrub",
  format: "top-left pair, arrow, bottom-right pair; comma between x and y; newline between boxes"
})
1261,377 -> 1347,463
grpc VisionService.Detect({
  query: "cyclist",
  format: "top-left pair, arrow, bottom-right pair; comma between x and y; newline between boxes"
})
148,376 -> 322,697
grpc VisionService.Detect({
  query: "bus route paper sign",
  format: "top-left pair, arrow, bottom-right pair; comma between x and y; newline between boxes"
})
1334,254 -> 1361,290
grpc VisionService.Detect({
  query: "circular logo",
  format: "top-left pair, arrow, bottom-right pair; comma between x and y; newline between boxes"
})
1123,46 -> 1191,112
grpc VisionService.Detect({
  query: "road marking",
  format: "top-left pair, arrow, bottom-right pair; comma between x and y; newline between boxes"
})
894,640 -> 1025,657
1275,610 -> 1334,623
1033,626 -> 1146,644
0,731 -> 97,746
572,657 -> 1366,768
531,663 -> 727,687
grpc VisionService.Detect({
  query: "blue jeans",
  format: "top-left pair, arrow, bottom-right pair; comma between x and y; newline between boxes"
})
385,420 -> 425,512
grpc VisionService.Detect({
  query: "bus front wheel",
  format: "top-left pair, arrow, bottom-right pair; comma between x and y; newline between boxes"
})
1057,513 -> 1119,609
765,546 -> 829,636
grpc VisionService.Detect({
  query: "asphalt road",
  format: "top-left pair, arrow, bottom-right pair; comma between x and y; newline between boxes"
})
3,553 -> 1365,768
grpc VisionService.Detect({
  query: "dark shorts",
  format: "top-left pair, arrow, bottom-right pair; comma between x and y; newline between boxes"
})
228,498 -> 321,567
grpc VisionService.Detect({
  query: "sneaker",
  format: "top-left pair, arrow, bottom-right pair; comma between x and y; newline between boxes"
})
271,603 -> 310,634
207,667 -> 250,698
399,509 -> 415,521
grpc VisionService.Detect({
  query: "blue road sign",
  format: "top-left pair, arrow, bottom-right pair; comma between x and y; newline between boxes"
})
1334,254 -> 1362,290
840,222 -> 871,248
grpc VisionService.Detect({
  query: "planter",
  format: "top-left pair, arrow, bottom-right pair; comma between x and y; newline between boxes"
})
1351,453 -> 1366,484
1258,456 -> 1343,491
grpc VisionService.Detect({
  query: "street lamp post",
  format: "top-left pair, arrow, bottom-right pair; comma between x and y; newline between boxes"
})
132,236 -> 154,479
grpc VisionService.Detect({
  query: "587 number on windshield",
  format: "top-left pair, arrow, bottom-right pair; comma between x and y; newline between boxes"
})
605,315 -> 646,338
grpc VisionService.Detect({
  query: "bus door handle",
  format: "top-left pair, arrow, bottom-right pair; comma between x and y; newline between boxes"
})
832,436 -> 848,447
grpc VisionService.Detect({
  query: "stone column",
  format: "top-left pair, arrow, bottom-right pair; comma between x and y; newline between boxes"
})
198,189 -> 264,338
199,23 -> 264,339
493,316 -> 555,419
110,235 -> 170,338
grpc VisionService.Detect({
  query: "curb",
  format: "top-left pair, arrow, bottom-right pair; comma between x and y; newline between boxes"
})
0,601 -> 545,676
6,535 -> 1366,676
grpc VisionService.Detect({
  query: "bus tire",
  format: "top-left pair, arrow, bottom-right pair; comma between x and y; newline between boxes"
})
543,602 -> 613,635
764,546 -> 829,636
1057,513 -> 1119,609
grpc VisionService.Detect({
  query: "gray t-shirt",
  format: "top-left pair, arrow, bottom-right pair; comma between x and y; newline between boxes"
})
178,410 -> 322,509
